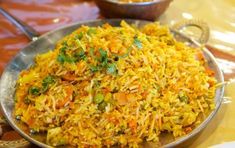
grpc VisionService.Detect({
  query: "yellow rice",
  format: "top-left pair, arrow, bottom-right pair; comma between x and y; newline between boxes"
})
14,21 -> 217,147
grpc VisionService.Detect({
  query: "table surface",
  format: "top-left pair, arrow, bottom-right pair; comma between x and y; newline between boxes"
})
0,0 -> 235,147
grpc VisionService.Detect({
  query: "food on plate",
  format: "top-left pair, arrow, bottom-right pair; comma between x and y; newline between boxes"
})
14,21 -> 217,147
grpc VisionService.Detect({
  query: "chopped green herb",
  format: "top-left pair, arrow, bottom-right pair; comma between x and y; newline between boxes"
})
57,54 -> 76,64
60,46 -> 67,53
43,75 -> 55,85
57,54 -> 66,63
87,28 -> 96,36
65,56 -> 76,63
74,50 -> 86,61
134,37 -> 142,49
89,48 -> 118,75
98,48 -> 108,67
107,63 -> 117,74
90,65 -> 99,72
94,93 -> 104,104
29,86 -> 40,96
99,48 -> 107,58
75,32 -> 83,40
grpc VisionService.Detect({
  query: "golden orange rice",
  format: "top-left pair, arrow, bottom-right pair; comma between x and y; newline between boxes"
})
14,21 -> 217,147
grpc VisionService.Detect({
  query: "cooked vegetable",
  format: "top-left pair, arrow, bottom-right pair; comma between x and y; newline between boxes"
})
57,54 -> 75,64
133,37 -> 142,49
94,93 -> 104,104
75,32 -> 83,40
98,101 -> 107,111
74,49 -> 86,61
42,75 -> 55,92
28,86 -> 40,96
107,63 -> 117,74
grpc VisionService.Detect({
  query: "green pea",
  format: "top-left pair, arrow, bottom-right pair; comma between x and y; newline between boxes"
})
94,93 -> 104,104
29,86 -> 40,96
98,101 -> 107,111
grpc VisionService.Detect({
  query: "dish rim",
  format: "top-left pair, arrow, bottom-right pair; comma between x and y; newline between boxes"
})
0,19 -> 224,148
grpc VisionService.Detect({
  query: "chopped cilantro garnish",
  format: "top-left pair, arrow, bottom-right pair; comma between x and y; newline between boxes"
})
60,46 -> 67,53
88,48 -> 118,75
107,63 -> 117,74
74,50 -> 87,61
99,48 -> 107,58
134,37 -> 142,49
90,65 -> 99,72
98,48 -> 108,67
57,54 -> 66,63
75,32 -> 83,40
87,28 -> 96,36
66,57 -> 76,63
57,54 -> 76,64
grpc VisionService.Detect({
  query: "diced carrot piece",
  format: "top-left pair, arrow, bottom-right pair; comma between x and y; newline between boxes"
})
113,92 -> 128,105
128,119 -> 137,132
62,73 -> 76,81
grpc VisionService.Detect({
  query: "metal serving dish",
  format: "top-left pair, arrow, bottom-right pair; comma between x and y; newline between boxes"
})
0,12 -> 224,147
95,0 -> 173,20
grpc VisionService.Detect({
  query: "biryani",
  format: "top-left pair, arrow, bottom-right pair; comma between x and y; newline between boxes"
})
14,21 -> 217,147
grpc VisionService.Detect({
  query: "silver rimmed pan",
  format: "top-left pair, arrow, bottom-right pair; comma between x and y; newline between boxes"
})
0,8 -> 224,148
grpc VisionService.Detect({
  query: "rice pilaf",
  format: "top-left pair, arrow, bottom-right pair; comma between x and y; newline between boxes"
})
14,21 -> 217,147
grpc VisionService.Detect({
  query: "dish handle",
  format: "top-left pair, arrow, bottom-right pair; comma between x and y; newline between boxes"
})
171,19 -> 210,45
0,7 -> 39,41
